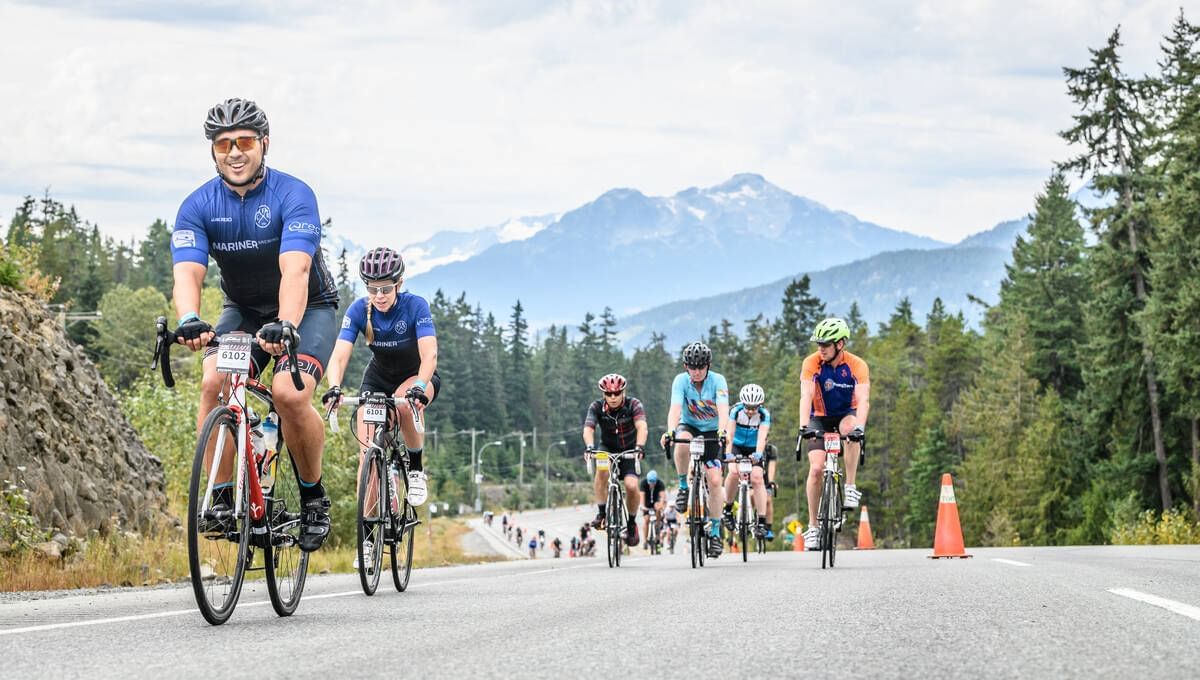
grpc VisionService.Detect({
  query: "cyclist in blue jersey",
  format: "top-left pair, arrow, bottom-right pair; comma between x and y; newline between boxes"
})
721,383 -> 771,539
322,247 -> 439,508
170,98 -> 338,553
659,342 -> 730,558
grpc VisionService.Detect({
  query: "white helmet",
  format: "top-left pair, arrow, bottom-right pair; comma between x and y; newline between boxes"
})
739,383 -> 765,406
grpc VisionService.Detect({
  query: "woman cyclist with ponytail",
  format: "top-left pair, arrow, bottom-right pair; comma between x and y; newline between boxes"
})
322,247 -> 439,506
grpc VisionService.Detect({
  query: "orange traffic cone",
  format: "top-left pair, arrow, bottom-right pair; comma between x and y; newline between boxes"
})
929,473 -> 972,558
855,506 -> 876,550
793,527 -> 805,552
731,538 -> 739,554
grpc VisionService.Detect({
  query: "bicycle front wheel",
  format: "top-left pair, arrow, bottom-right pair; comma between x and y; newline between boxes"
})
357,451 -> 386,595
607,485 -> 622,568
820,473 -> 836,569
188,406 -> 250,626
391,498 -> 416,592
265,445 -> 309,616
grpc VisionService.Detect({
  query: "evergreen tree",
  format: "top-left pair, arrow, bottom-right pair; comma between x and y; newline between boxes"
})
1145,14 -> 1200,514
998,171 -> 1087,399
774,275 -> 825,353
506,300 -> 532,430
1061,27 -> 1172,510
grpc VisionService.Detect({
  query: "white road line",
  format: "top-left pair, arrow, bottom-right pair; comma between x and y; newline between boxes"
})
992,558 -> 1032,567
1108,588 -> 1200,622
0,560 -> 611,638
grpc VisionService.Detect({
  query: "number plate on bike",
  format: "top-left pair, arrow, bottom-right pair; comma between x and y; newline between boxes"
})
593,452 -> 609,471
216,334 -> 253,374
689,440 -> 705,458
362,403 -> 387,423
738,461 -> 753,474
824,433 -> 841,452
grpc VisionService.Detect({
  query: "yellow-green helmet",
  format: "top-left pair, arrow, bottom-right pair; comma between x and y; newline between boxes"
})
810,317 -> 850,343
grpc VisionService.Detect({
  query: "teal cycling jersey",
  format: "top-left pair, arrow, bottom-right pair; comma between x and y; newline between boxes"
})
729,402 -> 771,449
670,371 -> 729,430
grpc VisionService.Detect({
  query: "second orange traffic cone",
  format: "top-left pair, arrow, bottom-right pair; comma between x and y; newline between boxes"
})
855,506 -> 875,550
929,473 -> 972,558
792,527 -> 805,552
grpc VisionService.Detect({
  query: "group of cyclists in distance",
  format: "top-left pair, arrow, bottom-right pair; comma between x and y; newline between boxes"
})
168,96 -> 870,562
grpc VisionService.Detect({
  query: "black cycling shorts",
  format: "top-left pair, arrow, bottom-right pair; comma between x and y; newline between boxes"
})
359,362 -> 442,406
729,443 -> 765,467
805,412 -> 857,452
675,424 -> 722,465
204,304 -> 337,382
595,452 -> 639,480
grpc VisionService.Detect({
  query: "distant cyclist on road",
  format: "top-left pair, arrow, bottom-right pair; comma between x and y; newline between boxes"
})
660,342 -> 730,558
638,470 -> 666,549
722,383 -> 771,539
321,247 -> 439,507
170,97 -> 338,553
797,318 -> 869,550
582,373 -> 647,547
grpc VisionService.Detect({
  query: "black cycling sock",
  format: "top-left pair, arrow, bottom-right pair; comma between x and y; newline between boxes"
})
299,477 -> 325,501
724,502 -> 734,513
407,448 -> 423,471
597,503 -> 606,516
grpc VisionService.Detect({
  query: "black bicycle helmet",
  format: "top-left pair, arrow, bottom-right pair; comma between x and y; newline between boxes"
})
682,341 -> 712,368
204,98 -> 270,139
359,247 -> 406,282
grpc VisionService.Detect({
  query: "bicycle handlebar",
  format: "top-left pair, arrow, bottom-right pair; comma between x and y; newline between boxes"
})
325,392 -> 424,436
151,315 -> 304,392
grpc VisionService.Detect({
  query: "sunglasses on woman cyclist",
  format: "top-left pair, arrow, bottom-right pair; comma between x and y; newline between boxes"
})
366,283 -> 397,296
603,391 -> 623,397
212,135 -> 261,154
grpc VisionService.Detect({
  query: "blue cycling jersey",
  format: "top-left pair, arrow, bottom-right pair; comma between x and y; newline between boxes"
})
338,293 -> 436,378
170,169 -> 338,311
729,402 -> 771,449
670,371 -> 729,430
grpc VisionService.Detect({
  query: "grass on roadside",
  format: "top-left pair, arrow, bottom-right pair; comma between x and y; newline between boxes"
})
0,517 -> 499,593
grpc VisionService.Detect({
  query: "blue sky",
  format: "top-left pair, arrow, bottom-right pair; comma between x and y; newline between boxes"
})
0,0 -> 1185,246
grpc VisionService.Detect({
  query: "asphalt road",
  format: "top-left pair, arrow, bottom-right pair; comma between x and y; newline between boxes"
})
2,538 -> 1199,679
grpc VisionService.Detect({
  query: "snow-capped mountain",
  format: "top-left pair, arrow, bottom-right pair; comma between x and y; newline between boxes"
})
407,173 -> 948,327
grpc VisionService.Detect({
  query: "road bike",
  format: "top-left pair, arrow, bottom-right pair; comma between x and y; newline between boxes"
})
152,317 -> 309,625
327,393 -> 423,595
730,454 -> 761,563
644,506 -> 662,555
799,429 -> 864,569
665,433 -> 724,569
586,449 -> 641,568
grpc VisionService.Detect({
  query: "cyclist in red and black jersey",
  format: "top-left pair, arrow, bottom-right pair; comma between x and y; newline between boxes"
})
582,373 -> 647,546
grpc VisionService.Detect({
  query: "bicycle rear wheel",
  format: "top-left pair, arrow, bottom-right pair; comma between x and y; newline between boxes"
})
188,406 -> 249,625
357,451 -> 386,595
265,445 -> 309,616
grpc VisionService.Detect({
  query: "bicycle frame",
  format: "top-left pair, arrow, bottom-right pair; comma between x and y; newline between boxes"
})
203,335 -> 266,530
587,449 -> 640,567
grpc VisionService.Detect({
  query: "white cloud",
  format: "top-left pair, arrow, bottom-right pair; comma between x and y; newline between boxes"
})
0,0 -> 1186,245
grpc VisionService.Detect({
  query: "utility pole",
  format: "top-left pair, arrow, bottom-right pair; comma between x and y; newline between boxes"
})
518,434 -> 527,488
545,440 -> 567,509
458,429 -> 485,512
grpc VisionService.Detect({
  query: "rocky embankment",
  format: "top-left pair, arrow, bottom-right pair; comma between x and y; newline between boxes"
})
0,287 -> 172,542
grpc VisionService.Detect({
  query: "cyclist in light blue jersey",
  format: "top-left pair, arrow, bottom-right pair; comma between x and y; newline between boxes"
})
659,342 -> 730,558
722,383 -> 771,539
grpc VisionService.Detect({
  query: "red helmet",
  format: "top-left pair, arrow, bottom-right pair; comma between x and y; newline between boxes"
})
597,373 -> 627,393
